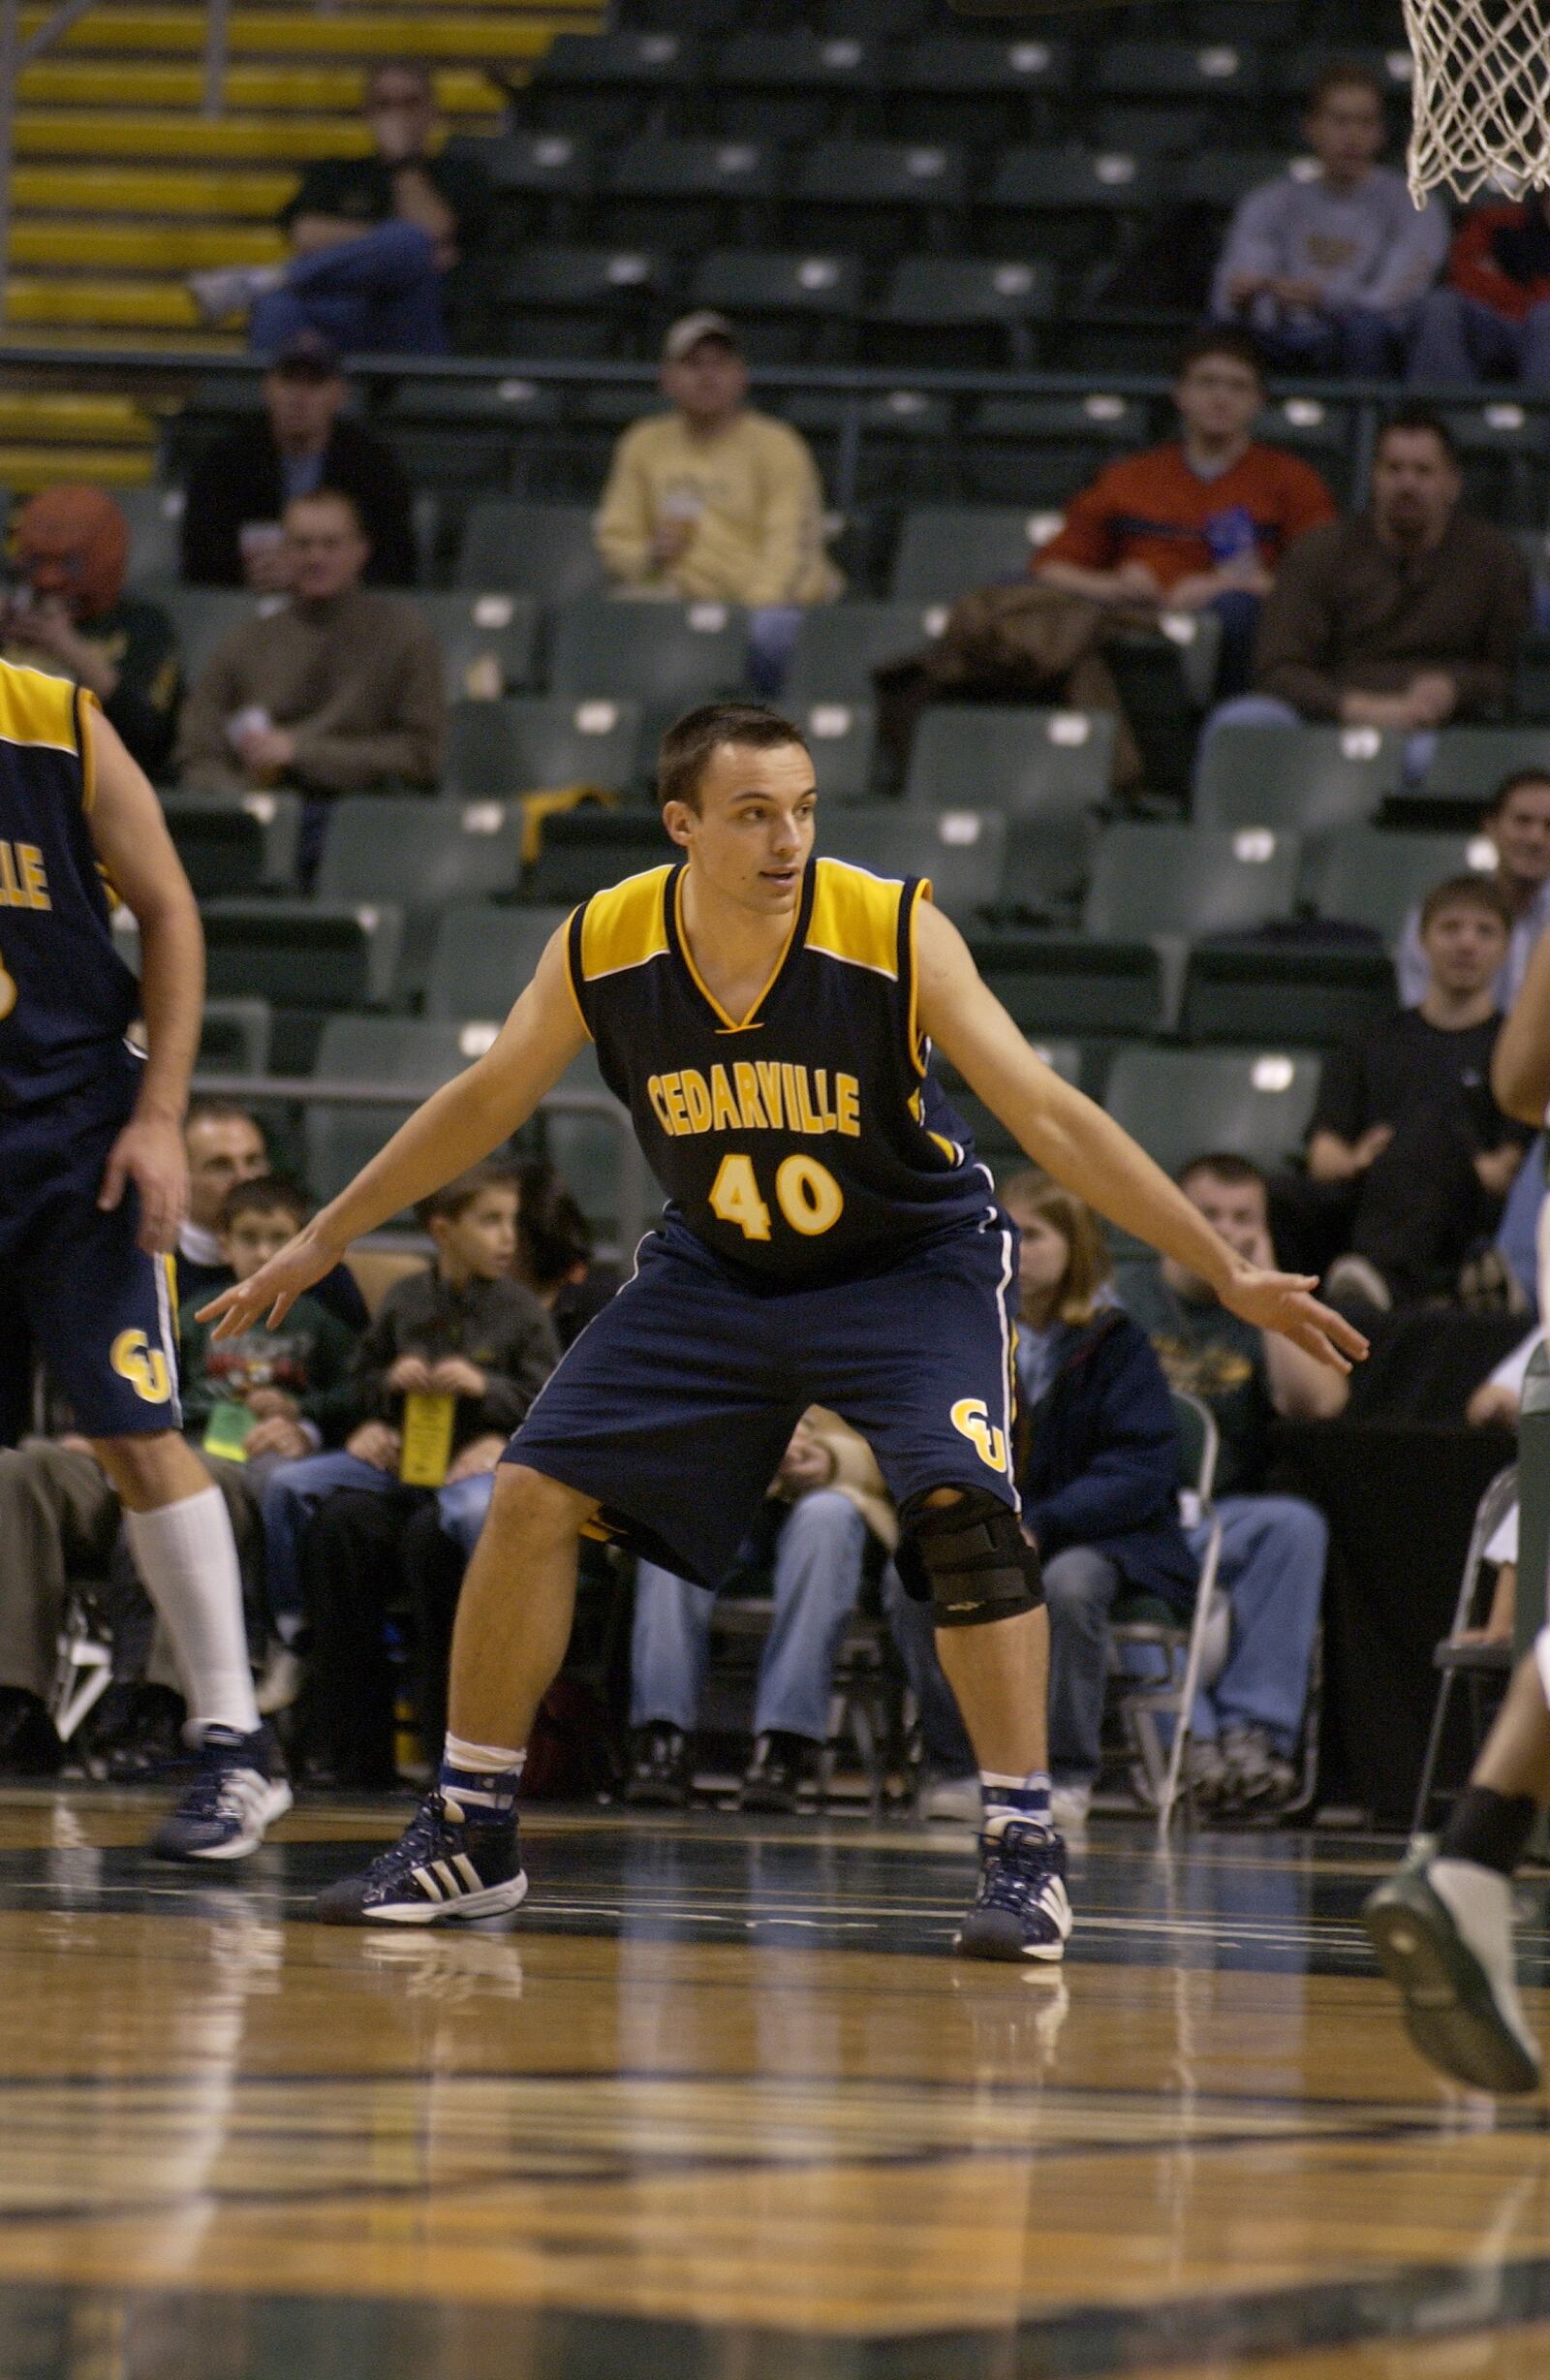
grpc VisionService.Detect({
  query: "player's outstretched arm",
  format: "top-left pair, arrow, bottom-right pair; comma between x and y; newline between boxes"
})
86,705 -> 204,1253
200,927 -> 588,1335
1494,924 -> 1550,1125
914,902 -> 1367,1373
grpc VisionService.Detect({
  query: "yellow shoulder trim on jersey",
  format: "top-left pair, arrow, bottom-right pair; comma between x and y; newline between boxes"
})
805,857 -> 901,980
0,659 -> 79,763
578,865 -> 672,983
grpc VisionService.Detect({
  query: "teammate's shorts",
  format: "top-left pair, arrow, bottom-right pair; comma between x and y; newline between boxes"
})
0,1064 -> 182,1445
504,1211 -> 1020,1586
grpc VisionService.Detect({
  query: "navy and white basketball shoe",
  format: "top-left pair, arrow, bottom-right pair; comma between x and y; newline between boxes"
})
313,1789 -> 529,1926
954,1821 -> 1073,1962
149,1724 -> 293,1862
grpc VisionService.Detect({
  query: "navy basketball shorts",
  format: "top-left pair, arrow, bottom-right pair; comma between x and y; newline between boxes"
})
0,1075 -> 182,1447
504,1211 -> 1021,1587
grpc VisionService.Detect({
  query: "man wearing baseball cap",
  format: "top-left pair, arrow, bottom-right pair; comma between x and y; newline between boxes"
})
594,313 -> 841,692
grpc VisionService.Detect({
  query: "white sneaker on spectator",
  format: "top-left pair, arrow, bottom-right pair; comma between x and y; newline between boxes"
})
918,1772 -> 980,1825
1049,1781 -> 1092,1832
188,265 -> 284,324
1323,1254 -> 1392,1313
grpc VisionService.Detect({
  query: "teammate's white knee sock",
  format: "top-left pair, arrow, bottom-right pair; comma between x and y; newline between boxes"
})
124,1485 -> 261,1738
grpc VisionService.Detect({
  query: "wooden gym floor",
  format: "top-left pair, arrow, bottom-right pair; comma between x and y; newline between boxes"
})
1,1794 -> 1550,2378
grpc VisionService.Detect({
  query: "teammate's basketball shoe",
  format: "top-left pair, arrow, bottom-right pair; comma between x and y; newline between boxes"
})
149,1724 -> 293,1862
954,1821 -> 1072,1962
1364,1841 -> 1541,2094
313,1789 -> 529,1926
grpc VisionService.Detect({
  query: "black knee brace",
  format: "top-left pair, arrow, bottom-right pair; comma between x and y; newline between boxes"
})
896,1485 -> 1043,1629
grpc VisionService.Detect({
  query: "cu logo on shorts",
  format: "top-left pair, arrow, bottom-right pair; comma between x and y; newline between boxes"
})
950,1396 -> 1008,1473
110,1329 -> 171,1405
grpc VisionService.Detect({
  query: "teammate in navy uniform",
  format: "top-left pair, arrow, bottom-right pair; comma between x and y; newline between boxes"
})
0,656 -> 290,1858
207,703 -> 1362,1954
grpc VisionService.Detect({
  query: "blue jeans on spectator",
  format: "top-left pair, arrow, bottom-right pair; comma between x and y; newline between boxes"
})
1408,287 -> 1550,391
1209,588 -> 1263,697
632,1488 -> 868,1741
437,1468 -> 495,1555
1194,691 -> 1439,797
1498,1133 -> 1546,1317
745,605 -> 806,698
261,1450 -> 400,1639
250,221 -> 448,358
1224,300 -> 1413,378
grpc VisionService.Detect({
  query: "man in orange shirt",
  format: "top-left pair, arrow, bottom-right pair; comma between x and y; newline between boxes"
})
1408,192 -> 1550,388
1032,329 -> 1337,693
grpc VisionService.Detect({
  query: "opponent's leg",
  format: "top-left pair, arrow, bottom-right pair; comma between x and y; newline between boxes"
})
93,1431 -> 292,1862
314,1464 -> 598,1926
1365,1643 -> 1550,2092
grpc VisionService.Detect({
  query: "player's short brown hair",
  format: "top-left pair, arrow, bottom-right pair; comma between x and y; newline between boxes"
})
1419,872 -> 1515,935
1000,1168 -> 1113,1327
416,1162 -> 518,1232
657,702 -> 810,814
1306,60 -> 1390,115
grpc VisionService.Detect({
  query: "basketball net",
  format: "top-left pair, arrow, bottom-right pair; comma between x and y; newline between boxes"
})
1405,0 -> 1550,199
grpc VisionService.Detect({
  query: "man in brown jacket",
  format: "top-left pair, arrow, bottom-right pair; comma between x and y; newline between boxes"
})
624,1407 -> 894,1811
174,486 -> 444,835
1194,405 -> 1532,784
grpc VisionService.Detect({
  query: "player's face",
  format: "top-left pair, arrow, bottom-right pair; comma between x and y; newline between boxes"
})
222,1210 -> 303,1283
1005,1204 -> 1070,1312
1305,84 -> 1385,179
1421,901 -> 1510,995
1173,358 -> 1263,447
185,1116 -> 267,1230
1489,784 -> 1550,889
667,740 -> 818,918
436,1187 -> 519,1281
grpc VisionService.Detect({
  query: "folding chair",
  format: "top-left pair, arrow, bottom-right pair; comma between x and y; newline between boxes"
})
1411,1463 -> 1518,1836
1109,1389 -> 1226,1834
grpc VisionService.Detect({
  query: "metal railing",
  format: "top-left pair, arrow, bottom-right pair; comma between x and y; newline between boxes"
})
190,1073 -> 654,1256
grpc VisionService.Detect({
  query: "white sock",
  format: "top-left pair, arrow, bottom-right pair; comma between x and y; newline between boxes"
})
124,1484 -> 260,1739
444,1733 -> 525,1773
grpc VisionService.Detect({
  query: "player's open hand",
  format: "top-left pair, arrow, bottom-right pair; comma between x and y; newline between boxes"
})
198,1227 -> 337,1338
98,1113 -> 187,1254
1219,1263 -> 1369,1372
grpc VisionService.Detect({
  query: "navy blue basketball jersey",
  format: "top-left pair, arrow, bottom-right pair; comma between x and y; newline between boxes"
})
0,664 -> 138,1112
566,856 -> 995,1280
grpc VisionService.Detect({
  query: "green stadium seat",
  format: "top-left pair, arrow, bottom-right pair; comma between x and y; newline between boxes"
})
1104,1045 -> 1320,1178
159,791 -> 301,900
118,484 -> 187,586
795,700 -> 878,801
381,382 -> 562,503
481,246 -> 672,361
459,130 -> 593,247
883,36 -> 1070,150
712,33 -> 880,142
1097,38 -> 1263,100
1305,827 -> 1487,941
1420,727 -> 1550,801
782,389 -> 954,504
315,796 -> 522,914
1194,722 -> 1406,833
526,30 -> 703,141
864,256 -> 1055,371
970,930 -> 1165,1042
1440,401 -> 1550,529
959,390 -> 1149,505
1084,824 -> 1301,939
547,598 -> 748,710
819,804 -> 1006,923
889,507 -> 1054,603
528,810 -> 674,905
783,141 -> 968,260
1179,939 -> 1397,1050
1256,393 -> 1357,491
149,585 -> 279,686
982,147 -> 1165,288
411,591 -> 540,702
306,1015 -> 479,1204
453,502 -> 604,608
198,998 -> 271,1077
1172,150 -> 1306,210
203,902 -> 404,1070
689,250 -> 863,364
537,1039 -> 630,1240
594,137 -> 779,253
905,705 -> 1112,900
423,902 -> 571,1024
788,600 -> 946,699
444,697 -> 641,799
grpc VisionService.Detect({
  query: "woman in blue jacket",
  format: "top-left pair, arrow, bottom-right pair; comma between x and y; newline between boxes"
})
898,1169 -> 1194,1832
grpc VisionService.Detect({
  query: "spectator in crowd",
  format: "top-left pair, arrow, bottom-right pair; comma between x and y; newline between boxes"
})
1121,1156 -> 1338,1814
624,1409 -> 896,1813
177,1100 -> 368,1332
1396,770 -> 1550,1013
1408,186 -> 1550,390
189,61 -> 490,358
263,1166 -> 557,1784
892,1172 -> 1196,1833
1212,63 -> 1447,374
1278,874 -> 1534,1313
0,485 -> 179,779
594,312 -> 842,695
173,488 -> 444,843
1201,409 -> 1533,771
509,1157 -> 620,1353
179,332 -> 417,590
1032,329 -> 1336,694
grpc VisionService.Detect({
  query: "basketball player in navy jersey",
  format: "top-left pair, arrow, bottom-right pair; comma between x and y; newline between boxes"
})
0,657 -> 290,1858
207,703 -> 1362,1955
